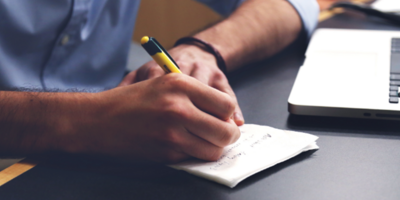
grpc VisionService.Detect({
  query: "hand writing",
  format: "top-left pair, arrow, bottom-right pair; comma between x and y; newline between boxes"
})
68,74 -> 241,163
119,44 -> 244,126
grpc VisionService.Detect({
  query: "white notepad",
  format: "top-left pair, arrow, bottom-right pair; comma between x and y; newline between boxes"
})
170,124 -> 318,188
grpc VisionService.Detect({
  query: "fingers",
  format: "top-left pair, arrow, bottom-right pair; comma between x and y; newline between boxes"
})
179,75 -> 236,121
177,128 -> 226,161
183,105 -> 241,148
233,107 -> 244,126
149,89 -> 239,162
118,70 -> 137,87
189,63 -> 211,85
211,73 -> 245,126
187,63 -> 244,126
147,65 -> 165,79
175,60 -> 192,75
156,74 -> 241,162
167,117 -> 239,161
135,61 -> 165,83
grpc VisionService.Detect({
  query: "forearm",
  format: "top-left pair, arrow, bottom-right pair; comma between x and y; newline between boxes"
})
195,0 -> 302,71
0,91 -> 92,157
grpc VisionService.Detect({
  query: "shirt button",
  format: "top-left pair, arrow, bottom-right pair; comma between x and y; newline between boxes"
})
60,35 -> 70,46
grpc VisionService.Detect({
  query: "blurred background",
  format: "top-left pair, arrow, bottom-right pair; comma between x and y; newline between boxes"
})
132,0 -> 222,49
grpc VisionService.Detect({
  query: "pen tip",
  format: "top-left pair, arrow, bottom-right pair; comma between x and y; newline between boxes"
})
141,36 -> 150,45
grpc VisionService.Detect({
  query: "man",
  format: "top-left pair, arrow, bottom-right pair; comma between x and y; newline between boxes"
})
0,0 -> 319,163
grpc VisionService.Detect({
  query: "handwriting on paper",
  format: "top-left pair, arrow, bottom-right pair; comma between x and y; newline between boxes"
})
209,130 -> 272,170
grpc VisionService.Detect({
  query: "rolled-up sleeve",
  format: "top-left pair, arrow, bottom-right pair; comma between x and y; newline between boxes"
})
288,0 -> 319,38
196,0 -> 319,38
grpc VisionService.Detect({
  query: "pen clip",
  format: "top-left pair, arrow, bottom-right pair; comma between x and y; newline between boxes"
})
151,38 -> 180,69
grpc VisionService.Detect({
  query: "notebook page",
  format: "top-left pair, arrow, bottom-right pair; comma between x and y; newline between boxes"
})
170,124 -> 318,188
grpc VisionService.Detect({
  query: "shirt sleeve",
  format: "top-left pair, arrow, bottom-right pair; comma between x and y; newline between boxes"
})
196,0 -> 319,38
287,0 -> 320,38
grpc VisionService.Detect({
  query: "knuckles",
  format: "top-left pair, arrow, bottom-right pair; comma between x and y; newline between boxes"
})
213,70 -> 226,82
147,65 -> 164,78
203,147 -> 224,161
152,74 -> 194,121
157,127 -> 226,162
218,130 -> 235,147
159,73 -> 191,92
161,128 -> 182,146
175,60 -> 188,69
165,103 -> 192,121
157,95 -> 191,122
220,94 -> 236,117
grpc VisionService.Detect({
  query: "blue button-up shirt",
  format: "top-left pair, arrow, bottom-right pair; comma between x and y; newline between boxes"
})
0,0 -> 318,91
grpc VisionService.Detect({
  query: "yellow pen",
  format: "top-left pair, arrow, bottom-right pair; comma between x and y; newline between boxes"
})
141,36 -> 182,74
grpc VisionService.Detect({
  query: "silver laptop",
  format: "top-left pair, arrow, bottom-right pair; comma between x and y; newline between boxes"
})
288,28 -> 400,120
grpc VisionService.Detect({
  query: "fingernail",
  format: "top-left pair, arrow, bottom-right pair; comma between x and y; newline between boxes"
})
234,112 -> 244,125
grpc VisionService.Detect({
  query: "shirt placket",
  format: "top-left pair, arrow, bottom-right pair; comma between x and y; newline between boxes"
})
41,0 -> 91,90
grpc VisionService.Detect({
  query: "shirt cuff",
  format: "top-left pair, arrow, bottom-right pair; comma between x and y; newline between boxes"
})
287,0 -> 320,38
195,0 -> 246,17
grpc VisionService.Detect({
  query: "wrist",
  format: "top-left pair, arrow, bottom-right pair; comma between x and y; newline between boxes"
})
47,92 -> 99,155
0,91 -> 94,156
170,44 -> 222,72
174,37 -> 228,74
174,43 -> 216,60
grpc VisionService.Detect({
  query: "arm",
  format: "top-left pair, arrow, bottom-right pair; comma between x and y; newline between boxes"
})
120,0 -> 318,124
0,74 -> 240,163
0,91 -> 75,156
195,0 -> 306,71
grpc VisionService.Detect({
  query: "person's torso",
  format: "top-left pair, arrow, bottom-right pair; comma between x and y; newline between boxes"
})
0,0 -> 140,91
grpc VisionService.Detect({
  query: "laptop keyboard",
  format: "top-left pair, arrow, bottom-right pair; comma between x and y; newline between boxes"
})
389,38 -> 400,103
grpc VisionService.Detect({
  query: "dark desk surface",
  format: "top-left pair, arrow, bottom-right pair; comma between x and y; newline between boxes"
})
2,12 -> 400,200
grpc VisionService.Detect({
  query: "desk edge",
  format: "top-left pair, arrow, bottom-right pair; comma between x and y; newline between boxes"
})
0,158 -> 37,187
